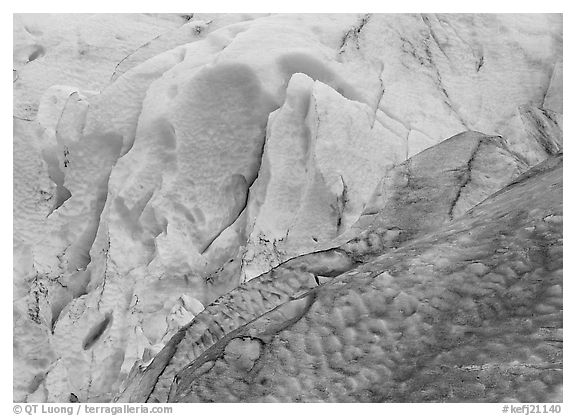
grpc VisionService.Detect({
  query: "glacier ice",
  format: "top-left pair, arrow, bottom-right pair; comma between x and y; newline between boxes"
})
13,13 -> 562,402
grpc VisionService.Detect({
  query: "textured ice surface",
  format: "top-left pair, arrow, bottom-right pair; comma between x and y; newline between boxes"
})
117,131 -> 556,403
13,14 -> 188,121
170,155 -> 563,402
242,73 -> 406,280
13,13 -> 562,402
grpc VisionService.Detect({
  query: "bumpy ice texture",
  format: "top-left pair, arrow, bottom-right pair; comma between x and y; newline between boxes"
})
13,13 -> 562,402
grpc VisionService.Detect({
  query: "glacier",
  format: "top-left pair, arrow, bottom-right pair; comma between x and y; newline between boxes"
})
13,13 -> 562,403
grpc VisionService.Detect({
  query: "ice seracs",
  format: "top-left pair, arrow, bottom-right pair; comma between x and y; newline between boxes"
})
13,13 -> 562,402
168,155 -> 563,403
117,130 -> 560,403
242,73 -> 406,280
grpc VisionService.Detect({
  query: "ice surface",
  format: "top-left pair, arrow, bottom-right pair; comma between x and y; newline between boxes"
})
13,14 -> 186,121
171,155 -> 563,402
242,73 -> 406,279
13,13 -> 562,402
117,131 -> 553,403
